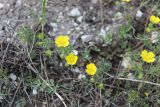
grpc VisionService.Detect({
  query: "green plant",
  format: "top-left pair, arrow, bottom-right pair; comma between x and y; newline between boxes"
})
17,26 -> 34,44
26,77 -> 58,93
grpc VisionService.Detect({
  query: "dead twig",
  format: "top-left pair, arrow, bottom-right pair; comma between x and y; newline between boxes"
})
9,80 -> 23,107
105,72 -> 160,87
26,63 -> 68,107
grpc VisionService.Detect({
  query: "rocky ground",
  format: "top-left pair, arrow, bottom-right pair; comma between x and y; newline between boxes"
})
0,0 -> 160,107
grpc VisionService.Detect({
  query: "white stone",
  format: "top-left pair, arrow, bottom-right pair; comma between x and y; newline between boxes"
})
75,27 -> 81,31
77,16 -> 83,23
0,3 -> 4,9
15,0 -> 22,7
72,50 -> 78,55
81,35 -> 94,43
68,8 -> 81,17
80,31 -> 84,35
127,73 -> 134,79
72,67 -> 80,73
6,38 -> 11,42
73,22 -> 78,27
99,28 -> 106,38
151,31 -> 159,43
32,88 -> 38,95
78,74 -> 86,80
0,30 -> 4,37
121,56 -> 132,69
91,0 -> 98,4
50,22 -> 58,28
136,10 -> 143,18
9,73 -> 17,81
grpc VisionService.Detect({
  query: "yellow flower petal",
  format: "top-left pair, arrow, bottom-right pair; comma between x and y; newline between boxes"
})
141,50 -> 155,63
86,63 -> 97,76
149,15 -> 160,24
148,52 -> 155,58
65,53 -> 78,65
141,50 -> 147,57
121,0 -> 131,2
55,35 -> 70,47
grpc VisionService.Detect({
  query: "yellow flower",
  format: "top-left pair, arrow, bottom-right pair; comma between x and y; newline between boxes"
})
141,50 -> 155,63
86,63 -> 97,76
121,0 -> 131,2
149,15 -> 160,24
65,52 -> 78,65
55,35 -> 69,48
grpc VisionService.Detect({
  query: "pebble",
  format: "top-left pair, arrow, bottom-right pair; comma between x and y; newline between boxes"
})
151,31 -> 159,43
121,56 -> 132,69
6,38 -> 11,42
91,0 -> 98,4
9,73 -> 17,81
68,8 -> 81,17
50,22 -> 58,28
0,3 -> 4,9
99,28 -> 106,38
75,27 -> 81,31
127,73 -> 134,79
72,50 -> 78,55
32,88 -> 38,95
78,74 -> 86,80
81,35 -> 94,43
71,67 -> 80,73
0,30 -> 4,37
77,16 -> 83,23
15,0 -> 22,7
136,10 -> 143,18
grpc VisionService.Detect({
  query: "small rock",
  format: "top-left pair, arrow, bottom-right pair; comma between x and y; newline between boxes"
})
68,8 -> 81,17
73,22 -> 78,27
127,73 -> 134,79
136,10 -> 143,18
72,50 -> 78,55
81,35 -> 94,43
71,67 -> 80,73
0,3 -> 4,9
77,16 -> 83,23
121,56 -> 132,69
80,31 -> 84,35
6,38 -> 11,42
9,73 -> 17,81
53,28 -> 58,32
99,28 -> 106,38
0,96 -> 3,102
15,0 -> 22,7
75,27 -> 81,31
91,0 -> 98,4
32,88 -> 38,95
151,31 -> 159,43
78,74 -> 86,80
0,30 -> 4,37
50,22 -> 58,28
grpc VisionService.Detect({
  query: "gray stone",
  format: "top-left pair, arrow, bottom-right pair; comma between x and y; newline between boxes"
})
68,8 -> 81,17
50,22 -> 58,28
81,35 -> 94,43
0,3 -> 4,9
0,30 -> 4,37
91,0 -> 98,4
9,73 -> 17,81
136,10 -> 143,18
77,16 -> 83,23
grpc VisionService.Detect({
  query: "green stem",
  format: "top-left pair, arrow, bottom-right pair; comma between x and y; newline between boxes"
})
42,0 -> 46,32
